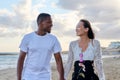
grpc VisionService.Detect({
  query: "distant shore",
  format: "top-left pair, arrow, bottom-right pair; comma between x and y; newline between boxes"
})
0,47 -> 120,55
0,52 -> 18,55
0,57 -> 120,80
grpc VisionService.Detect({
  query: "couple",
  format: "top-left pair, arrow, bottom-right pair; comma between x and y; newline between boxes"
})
17,13 -> 105,80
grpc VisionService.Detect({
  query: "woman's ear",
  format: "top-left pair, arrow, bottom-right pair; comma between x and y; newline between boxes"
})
85,28 -> 89,32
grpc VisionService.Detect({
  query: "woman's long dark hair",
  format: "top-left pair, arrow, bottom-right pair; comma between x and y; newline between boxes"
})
80,19 -> 95,39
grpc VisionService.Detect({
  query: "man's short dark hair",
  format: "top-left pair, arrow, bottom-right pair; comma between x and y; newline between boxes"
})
37,13 -> 51,25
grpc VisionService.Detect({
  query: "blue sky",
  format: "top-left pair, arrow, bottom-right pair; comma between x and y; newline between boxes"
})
0,0 -> 17,9
0,0 -> 120,52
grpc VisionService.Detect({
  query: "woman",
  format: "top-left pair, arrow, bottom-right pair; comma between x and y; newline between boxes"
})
64,19 -> 105,80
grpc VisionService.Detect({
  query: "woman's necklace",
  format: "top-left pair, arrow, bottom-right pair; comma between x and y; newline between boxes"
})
79,53 -> 83,62
79,53 -> 86,72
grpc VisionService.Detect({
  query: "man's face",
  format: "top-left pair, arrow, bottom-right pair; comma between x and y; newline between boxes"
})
41,17 -> 53,33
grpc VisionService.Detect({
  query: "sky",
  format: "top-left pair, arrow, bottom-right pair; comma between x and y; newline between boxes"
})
0,0 -> 120,52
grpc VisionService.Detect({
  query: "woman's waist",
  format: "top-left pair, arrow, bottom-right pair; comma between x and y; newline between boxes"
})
74,60 -> 94,73
74,60 -> 94,64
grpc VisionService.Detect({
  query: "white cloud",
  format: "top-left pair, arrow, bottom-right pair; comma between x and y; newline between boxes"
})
57,0 -> 120,40
52,11 -> 79,36
96,22 -> 120,39
0,0 -> 120,40
1,0 -> 119,51
0,0 -> 34,37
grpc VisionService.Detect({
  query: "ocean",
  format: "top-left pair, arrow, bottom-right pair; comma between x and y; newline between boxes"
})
0,53 -> 19,70
0,52 -> 120,70
0,52 -> 67,70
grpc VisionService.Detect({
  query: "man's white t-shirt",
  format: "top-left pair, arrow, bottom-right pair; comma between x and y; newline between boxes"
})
19,32 -> 62,80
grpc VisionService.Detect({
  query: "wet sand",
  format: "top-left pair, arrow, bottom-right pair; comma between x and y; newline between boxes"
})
0,57 -> 120,80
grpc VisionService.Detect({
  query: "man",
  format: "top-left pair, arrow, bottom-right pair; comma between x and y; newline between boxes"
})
17,13 -> 64,80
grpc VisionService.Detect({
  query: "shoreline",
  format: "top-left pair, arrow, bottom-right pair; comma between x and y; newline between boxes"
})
0,54 -> 120,70
0,57 -> 120,80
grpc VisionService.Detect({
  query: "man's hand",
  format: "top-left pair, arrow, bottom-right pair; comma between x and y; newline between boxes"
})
17,51 -> 26,80
54,52 -> 64,80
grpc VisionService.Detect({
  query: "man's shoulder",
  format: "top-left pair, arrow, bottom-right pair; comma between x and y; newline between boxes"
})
47,33 -> 57,39
23,32 -> 34,38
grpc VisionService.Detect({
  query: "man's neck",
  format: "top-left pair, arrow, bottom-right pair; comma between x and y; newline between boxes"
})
35,30 -> 47,36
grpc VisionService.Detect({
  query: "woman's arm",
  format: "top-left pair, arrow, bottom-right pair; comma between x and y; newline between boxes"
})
94,40 -> 105,80
64,42 -> 74,80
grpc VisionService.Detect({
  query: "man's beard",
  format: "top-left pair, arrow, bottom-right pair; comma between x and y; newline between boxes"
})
47,30 -> 51,33
44,29 -> 51,33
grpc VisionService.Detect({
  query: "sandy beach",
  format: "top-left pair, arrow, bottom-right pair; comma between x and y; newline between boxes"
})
0,57 -> 120,80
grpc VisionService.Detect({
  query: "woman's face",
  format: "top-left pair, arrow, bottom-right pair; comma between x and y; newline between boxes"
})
76,21 -> 88,36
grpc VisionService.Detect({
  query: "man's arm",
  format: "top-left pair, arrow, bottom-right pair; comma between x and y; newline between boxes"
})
54,52 -> 64,80
17,51 -> 26,80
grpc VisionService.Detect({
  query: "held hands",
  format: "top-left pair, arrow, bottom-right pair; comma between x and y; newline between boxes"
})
79,63 -> 86,72
60,77 -> 65,80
